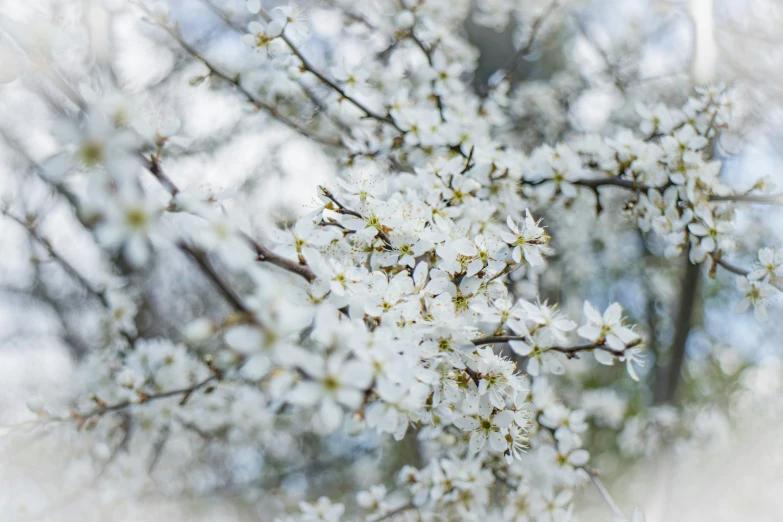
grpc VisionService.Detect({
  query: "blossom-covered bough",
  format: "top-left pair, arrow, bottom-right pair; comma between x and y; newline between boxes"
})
0,0 -> 781,520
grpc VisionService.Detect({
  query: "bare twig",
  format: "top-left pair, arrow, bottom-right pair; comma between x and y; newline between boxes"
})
654,255 -> 699,404
709,193 -> 783,205
1,209 -> 107,305
572,15 -> 625,93
366,503 -> 415,522
585,466 -> 625,519
77,374 -> 220,421
135,5 -> 342,147
713,255 -> 783,292
496,2 -> 560,83
144,155 -> 317,283
320,186 -> 393,249
255,7 -> 396,127
178,242 -> 249,313
471,336 -> 641,359
198,0 -> 353,135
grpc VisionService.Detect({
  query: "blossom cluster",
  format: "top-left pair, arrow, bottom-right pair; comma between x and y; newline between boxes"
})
0,0 -> 781,521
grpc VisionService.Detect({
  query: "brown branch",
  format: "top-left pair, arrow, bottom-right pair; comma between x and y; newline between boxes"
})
522,175 -> 650,192
78,374 -> 220,422
178,242 -> 250,313
137,6 -> 341,147
654,255 -> 700,404
584,466 -> 625,519
1,209 -> 107,305
528,174 -> 783,208
408,29 -> 446,122
198,0 -> 353,135
256,8 -> 396,128
464,366 -> 480,386
242,232 -> 317,282
320,186 -> 393,249
366,503 -> 415,522
712,254 -> 783,291
709,193 -> 783,205
144,155 -> 316,283
471,336 -> 640,359
497,1 -> 560,83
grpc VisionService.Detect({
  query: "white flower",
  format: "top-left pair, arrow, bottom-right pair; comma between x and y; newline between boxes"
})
529,488 -> 573,522
356,484 -> 387,511
501,210 -> 549,267
517,299 -> 577,342
735,276 -> 776,322
44,111 -> 140,181
661,124 -> 708,158
241,20 -> 284,58
577,302 -> 640,359
465,234 -> 508,277
275,3 -> 309,40
687,206 -> 731,263
95,190 -> 162,267
104,286 -> 138,336
748,247 -> 783,281
506,320 -> 565,376
268,219 -> 339,263
621,346 -> 647,381
134,117 -> 191,149
454,396 -> 515,455
288,352 -> 373,432
298,496 -> 345,522
312,256 -> 366,297
636,102 -> 680,136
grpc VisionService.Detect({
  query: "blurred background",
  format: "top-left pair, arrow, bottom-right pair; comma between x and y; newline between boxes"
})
1,0 -> 783,520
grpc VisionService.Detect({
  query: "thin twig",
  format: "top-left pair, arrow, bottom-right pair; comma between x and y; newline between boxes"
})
713,255 -> 783,292
78,374 -> 220,421
320,186 -> 393,249
198,0 -> 353,135
471,336 -> 641,359
1,209 -> 107,305
709,193 -> 783,205
585,466 -> 625,519
178,242 -> 249,313
497,2 -> 560,83
144,155 -> 317,283
572,15 -> 625,93
136,4 -> 341,147
256,7 -> 396,127
366,503 -> 415,522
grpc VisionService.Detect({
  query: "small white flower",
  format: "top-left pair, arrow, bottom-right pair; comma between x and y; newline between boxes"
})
748,246 -> 783,281
241,20 -> 283,58
577,302 -> 640,357
288,352 -> 373,432
298,496 -> 345,522
735,276 -> 776,322
501,210 -> 549,267
96,190 -> 162,267
454,402 -> 515,455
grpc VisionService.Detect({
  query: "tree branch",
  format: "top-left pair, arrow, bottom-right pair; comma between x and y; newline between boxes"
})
709,193 -> 783,205
256,8 -> 396,127
654,254 -> 700,404
471,336 -> 640,359
144,155 -> 317,283
496,2 -> 560,83
136,5 -> 342,147
585,466 -> 625,519
77,374 -> 220,422
178,242 -> 250,313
